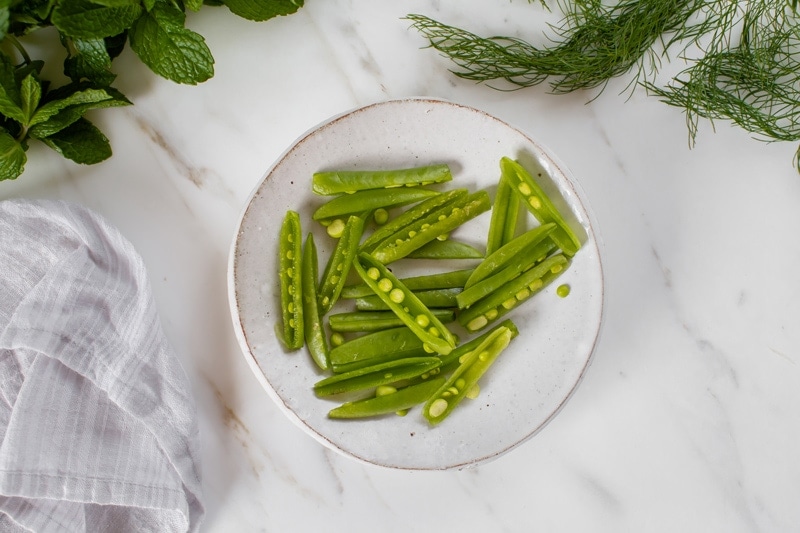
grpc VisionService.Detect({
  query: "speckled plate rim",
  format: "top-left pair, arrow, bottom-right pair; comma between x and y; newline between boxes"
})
227,97 -> 606,470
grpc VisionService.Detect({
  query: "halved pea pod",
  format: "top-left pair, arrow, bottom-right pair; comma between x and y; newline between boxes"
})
312,188 -> 439,221
328,309 -> 455,333
500,157 -> 581,256
353,252 -> 458,355
485,173 -> 521,255
355,288 -> 461,311
340,268 -> 474,299
278,210 -> 304,349
314,356 -> 442,396
329,326 -> 426,373
301,233 -> 329,370
406,239 -> 484,259
360,188 -> 469,253
370,190 -> 492,264
312,164 -> 452,195
458,254 -> 570,332
328,378 -> 446,419
317,214 -> 365,315
423,325 -> 514,425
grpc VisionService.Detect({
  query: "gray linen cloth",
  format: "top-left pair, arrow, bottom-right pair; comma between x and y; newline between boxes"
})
0,199 -> 204,532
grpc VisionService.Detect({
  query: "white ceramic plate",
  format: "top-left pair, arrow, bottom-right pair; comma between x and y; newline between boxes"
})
228,98 -> 604,470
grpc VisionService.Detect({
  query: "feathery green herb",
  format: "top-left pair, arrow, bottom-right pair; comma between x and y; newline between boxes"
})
0,0 -> 303,181
408,1 -> 800,170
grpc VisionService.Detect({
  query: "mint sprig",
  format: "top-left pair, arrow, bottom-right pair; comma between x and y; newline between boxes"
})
0,0 -> 304,181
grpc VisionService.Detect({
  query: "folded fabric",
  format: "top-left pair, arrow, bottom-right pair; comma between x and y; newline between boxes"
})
0,199 -> 204,532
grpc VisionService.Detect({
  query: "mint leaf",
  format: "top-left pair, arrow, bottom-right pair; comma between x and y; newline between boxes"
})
29,85 -> 131,136
40,117 -> 111,164
0,6 -> 10,42
0,54 -> 24,124
0,129 -> 26,181
129,3 -> 214,85
224,0 -> 303,21
19,73 -> 41,124
52,0 -> 142,39
63,37 -> 116,85
184,0 -> 202,12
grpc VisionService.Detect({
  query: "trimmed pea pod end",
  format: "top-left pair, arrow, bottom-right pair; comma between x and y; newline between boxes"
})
279,210 -> 304,350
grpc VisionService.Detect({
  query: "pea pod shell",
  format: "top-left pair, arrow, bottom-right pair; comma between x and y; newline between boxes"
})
312,164 -> 453,195
317,214 -> 365,315
355,288 -> 461,311
328,378 -> 446,419
329,326 -> 425,372
406,239 -> 484,259
314,356 -> 442,396
328,309 -> 455,333
423,326 -> 514,425
301,233 -> 329,370
340,268 -> 474,299
312,188 -> 439,221
485,173 -> 521,256
279,210 -> 304,349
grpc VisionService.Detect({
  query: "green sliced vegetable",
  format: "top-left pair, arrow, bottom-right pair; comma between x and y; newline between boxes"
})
314,356 -> 442,396
301,233 -> 329,370
355,288 -> 461,311
406,239 -> 484,259
340,268 -> 474,299
501,157 -> 581,256
278,210 -> 304,349
328,378 -> 446,419
458,254 -> 570,332
317,214 -> 365,315
329,326 -> 426,373
486,173 -> 520,255
328,309 -> 455,333
353,252 -> 458,355
312,188 -> 439,221
370,190 -> 492,264
423,325 -> 514,425
312,164 -> 452,195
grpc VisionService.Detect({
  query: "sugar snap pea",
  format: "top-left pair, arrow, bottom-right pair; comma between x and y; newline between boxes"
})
359,188 -> 469,253
437,319 -> 519,370
329,326 -> 426,373
328,378 -> 446,419
317,214 -> 365,315
301,233 -> 329,369
340,268 -> 474,299
355,288 -> 461,311
464,222 -> 556,289
328,309 -> 455,333
485,173 -> 520,256
458,254 -> 570,332
312,188 -> 439,221
353,252 -> 458,355
457,239 -> 557,310
314,356 -> 442,396
312,164 -> 452,195
500,157 -> 581,256
279,210 -> 304,349
406,239 -> 484,259
423,325 -> 514,425
370,190 -> 492,264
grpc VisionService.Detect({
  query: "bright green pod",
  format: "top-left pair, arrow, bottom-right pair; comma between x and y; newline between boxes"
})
312,164 -> 452,195
437,319 -> 518,370
406,239 -> 484,259
278,210 -> 304,350
328,309 -> 455,333
328,378 -> 446,419
312,188 -> 439,221
314,356 -> 442,396
329,326 -> 426,373
353,252 -> 457,355
340,268 -> 474,299
500,157 -> 581,256
423,326 -> 514,425
464,222 -> 556,289
360,188 -> 469,253
485,173 -> 521,256
371,190 -> 492,264
458,254 -> 570,332
355,288 -> 461,311
301,233 -> 329,370
317,214 -> 365,315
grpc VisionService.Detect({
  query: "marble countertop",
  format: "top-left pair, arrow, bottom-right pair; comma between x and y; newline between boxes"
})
3,1 -> 799,531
